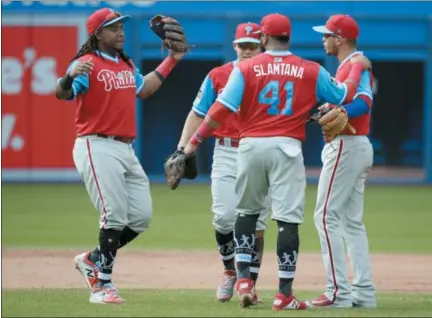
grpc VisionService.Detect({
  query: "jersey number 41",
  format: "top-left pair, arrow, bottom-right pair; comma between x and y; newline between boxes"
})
258,80 -> 294,116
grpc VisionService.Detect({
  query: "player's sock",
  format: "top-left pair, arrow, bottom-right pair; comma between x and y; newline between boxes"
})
250,230 -> 264,285
215,230 -> 236,271
117,226 -> 140,249
89,246 -> 100,264
89,227 -> 137,265
234,213 -> 260,280
276,221 -> 299,297
98,229 -> 122,285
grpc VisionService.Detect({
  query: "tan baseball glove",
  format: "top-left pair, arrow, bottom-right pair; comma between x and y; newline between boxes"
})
308,105 -> 356,141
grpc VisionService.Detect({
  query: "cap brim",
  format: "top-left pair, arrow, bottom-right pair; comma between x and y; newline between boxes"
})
233,37 -> 260,44
103,15 -> 131,28
312,25 -> 334,34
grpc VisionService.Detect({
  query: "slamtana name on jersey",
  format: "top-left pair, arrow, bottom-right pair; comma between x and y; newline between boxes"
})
253,63 -> 305,78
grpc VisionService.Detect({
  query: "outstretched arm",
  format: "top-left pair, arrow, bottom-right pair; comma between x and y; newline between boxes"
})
177,74 -> 217,148
183,66 -> 246,155
136,54 -> 181,99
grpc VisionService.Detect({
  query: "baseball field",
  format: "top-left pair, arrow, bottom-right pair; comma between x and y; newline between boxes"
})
2,183 -> 432,317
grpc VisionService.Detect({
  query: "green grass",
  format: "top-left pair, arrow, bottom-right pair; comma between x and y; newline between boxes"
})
2,184 -> 432,253
2,289 -> 432,317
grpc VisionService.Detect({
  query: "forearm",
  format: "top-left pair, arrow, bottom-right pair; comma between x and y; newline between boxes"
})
186,102 -> 232,151
55,86 -> 73,100
344,95 -> 371,118
55,74 -> 74,100
178,111 -> 204,149
138,56 -> 178,99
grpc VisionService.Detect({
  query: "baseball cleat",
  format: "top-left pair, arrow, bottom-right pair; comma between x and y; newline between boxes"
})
252,292 -> 261,305
235,278 -> 256,308
90,282 -> 125,304
306,293 -> 353,308
217,269 -> 236,302
353,301 -> 377,308
74,252 -> 99,289
272,292 -> 307,311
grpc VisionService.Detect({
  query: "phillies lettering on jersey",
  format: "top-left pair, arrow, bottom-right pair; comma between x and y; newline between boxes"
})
192,61 -> 240,139
336,51 -> 373,135
62,51 -> 145,138
216,51 -> 352,141
97,69 -> 137,91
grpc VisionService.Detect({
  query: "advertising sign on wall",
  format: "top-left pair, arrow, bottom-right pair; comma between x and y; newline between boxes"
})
2,16 -> 87,181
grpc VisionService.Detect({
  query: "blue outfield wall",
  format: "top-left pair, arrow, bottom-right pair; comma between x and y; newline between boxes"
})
2,1 -> 432,184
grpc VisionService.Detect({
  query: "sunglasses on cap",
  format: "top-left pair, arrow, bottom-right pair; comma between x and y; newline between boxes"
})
237,42 -> 260,51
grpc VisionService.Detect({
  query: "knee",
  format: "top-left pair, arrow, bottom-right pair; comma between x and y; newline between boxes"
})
313,207 -> 325,228
345,220 -> 366,234
128,209 -> 152,234
212,213 -> 236,234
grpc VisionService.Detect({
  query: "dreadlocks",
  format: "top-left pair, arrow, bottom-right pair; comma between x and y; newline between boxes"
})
71,34 -> 133,69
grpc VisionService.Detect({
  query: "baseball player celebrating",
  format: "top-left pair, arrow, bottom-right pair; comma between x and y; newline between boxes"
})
55,8 -> 189,304
307,15 -> 376,308
164,13 -> 371,311
170,22 -> 271,303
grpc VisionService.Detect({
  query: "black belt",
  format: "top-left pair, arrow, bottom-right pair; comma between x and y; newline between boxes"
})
96,134 -> 134,144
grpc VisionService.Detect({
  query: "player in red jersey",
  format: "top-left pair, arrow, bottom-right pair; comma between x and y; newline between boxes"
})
176,22 -> 271,303
176,13 -> 371,311
307,15 -> 377,308
55,8 -> 185,304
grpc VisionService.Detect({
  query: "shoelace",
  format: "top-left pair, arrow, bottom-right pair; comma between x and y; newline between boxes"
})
221,275 -> 236,288
103,283 -> 120,296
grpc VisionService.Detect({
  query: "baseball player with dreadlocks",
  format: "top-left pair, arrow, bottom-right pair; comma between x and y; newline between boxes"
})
55,8 -> 189,304
171,22 -> 271,303
164,13 -> 371,311
306,15 -> 376,308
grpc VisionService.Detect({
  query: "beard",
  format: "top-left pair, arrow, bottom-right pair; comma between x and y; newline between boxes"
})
260,42 -> 266,53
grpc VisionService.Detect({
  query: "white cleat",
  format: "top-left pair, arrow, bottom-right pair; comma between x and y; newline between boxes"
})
90,282 -> 125,304
74,252 -> 98,289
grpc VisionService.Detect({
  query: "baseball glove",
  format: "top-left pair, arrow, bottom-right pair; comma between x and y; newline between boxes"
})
308,104 -> 356,141
149,14 -> 190,53
164,149 -> 197,190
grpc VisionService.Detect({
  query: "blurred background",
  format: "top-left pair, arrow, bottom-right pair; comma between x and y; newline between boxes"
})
2,0 -> 432,185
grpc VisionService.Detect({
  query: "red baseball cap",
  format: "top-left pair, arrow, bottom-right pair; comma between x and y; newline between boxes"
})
86,8 -> 131,36
233,22 -> 261,44
313,14 -> 359,40
257,13 -> 291,37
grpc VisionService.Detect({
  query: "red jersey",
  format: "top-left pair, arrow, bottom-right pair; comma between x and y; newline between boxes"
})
74,53 -> 138,138
235,52 -> 321,141
192,62 -> 240,139
335,51 -> 374,135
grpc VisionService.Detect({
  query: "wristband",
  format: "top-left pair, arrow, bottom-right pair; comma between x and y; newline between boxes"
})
155,56 -> 178,79
154,71 -> 165,82
190,121 -> 215,146
59,74 -> 74,90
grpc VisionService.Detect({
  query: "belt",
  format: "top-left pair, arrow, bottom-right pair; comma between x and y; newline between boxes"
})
96,134 -> 134,144
217,138 -> 240,148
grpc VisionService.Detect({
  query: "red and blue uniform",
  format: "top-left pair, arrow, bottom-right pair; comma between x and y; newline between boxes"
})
216,50 -> 363,141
